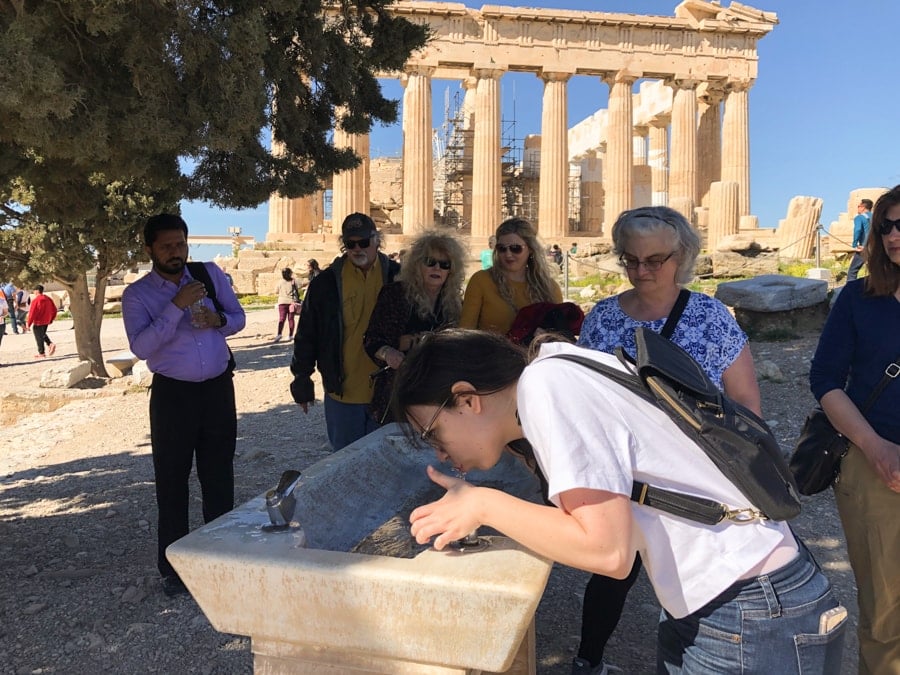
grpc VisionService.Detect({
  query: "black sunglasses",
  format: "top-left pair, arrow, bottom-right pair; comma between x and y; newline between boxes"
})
343,237 -> 371,250
496,243 -> 525,254
424,257 -> 451,270
878,218 -> 900,236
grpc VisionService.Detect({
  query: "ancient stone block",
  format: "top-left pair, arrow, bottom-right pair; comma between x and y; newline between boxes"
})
714,274 -> 827,312
39,361 -> 92,388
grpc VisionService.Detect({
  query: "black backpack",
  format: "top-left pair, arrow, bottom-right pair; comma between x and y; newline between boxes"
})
552,327 -> 801,525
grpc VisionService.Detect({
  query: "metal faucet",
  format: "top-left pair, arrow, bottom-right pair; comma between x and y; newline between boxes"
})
265,470 -> 302,528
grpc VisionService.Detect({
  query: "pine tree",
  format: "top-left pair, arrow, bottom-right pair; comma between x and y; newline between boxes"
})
0,1 -> 428,375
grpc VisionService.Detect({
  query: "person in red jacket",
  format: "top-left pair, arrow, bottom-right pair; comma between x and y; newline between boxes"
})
26,285 -> 58,358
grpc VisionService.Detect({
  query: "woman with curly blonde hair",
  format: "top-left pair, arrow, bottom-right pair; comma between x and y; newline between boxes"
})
460,217 -> 562,334
363,230 -> 467,423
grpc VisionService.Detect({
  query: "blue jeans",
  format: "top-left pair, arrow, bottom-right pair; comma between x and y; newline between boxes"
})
324,394 -> 379,451
658,545 -> 846,674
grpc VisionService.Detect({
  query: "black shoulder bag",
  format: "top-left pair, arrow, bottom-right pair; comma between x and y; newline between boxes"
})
186,262 -> 237,374
552,325 -> 801,525
789,356 -> 900,495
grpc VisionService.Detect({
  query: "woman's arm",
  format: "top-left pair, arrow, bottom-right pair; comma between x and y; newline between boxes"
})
820,389 -> 900,490
364,284 -> 408,366
410,465 -> 635,578
459,274 -> 484,329
721,345 -> 762,416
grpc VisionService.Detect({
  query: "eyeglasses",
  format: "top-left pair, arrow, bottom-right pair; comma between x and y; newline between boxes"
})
618,251 -> 677,271
344,237 -> 371,250
878,218 -> 900,236
419,396 -> 452,448
496,244 -> 525,254
424,257 -> 451,270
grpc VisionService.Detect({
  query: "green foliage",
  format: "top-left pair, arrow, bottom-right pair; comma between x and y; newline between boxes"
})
0,1 -> 429,207
0,1 -> 427,373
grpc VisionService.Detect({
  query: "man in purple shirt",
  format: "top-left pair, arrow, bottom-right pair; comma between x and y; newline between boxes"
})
122,214 -> 246,597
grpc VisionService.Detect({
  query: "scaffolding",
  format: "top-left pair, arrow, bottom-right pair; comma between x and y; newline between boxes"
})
434,86 -> 525,231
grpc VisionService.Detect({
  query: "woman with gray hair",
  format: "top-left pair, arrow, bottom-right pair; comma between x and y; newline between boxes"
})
571,205 -> 761,675
363,230 -> 467,424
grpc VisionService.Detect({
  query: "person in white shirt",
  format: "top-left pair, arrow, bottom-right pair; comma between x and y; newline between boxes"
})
394,329 -> 845,674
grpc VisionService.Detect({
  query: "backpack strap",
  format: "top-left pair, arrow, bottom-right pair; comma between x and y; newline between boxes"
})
549,353 -> 760,525
660,289 -> 690,339
186,262 -> 236,373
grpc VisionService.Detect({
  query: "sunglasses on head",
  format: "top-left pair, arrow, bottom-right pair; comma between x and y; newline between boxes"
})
879,218 -> 900,236
496,243 -> 525,254
424,256 -> 451,270
343,237 -> 371,250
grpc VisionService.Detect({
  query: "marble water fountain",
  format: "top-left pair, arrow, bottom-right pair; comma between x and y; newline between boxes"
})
167,424 -> 553,674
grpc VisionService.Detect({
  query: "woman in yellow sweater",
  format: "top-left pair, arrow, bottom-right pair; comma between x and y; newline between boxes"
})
460,217 -> 563,334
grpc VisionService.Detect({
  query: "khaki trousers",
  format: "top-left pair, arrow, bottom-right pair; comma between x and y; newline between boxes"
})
834,445 -> 900,674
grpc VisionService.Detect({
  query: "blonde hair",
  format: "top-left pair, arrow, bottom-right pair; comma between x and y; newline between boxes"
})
397,230 -> 467,322
490,217 -> 558,310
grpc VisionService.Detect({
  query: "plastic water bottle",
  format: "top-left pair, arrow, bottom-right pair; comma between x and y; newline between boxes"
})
190,300 -> 205,328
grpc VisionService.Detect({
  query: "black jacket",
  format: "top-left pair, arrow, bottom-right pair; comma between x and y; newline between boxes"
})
289,253 -> 400,404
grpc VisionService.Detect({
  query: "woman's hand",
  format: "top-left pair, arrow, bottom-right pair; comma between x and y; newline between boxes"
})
409,465 -> 482,550
861,439 -> 900,491
378,346 -> 405,370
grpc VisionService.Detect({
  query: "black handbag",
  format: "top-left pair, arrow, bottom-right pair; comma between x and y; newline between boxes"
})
789,408 -> 849,495
789,357 -> 900,496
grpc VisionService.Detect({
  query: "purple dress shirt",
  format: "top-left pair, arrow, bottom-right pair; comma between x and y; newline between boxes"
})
122,263 -> 246,382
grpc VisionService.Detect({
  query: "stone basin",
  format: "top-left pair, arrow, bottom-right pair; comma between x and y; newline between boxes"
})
167,424 -> 552,674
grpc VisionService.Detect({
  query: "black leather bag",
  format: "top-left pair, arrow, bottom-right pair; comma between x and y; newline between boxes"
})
788,407 -> 849,496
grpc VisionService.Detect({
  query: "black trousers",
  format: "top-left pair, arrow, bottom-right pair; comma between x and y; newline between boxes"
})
577,554 -> 643,665
149,370 -> 236,577
6,299 -> 17,333
32,324 -> 52,354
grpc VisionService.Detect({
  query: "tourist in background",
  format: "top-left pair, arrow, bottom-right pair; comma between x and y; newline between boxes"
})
273,267 -> 299,343
848,198 -> 873,282
810,185 -> 900,673
15,289 -> 29,333
480,235 -> 496,270
364,231 -> 466,424
122,213 -> 246,597
26,285 -> 58,359
2,281 -> 18,334
290,213 -> 400,451
393,329 -> 843,674
307,258 -> 322,281
460,218 -> 562,334
573,205 -> 761,675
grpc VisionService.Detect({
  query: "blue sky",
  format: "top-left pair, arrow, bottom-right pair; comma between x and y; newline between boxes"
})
183,0 -> 899,258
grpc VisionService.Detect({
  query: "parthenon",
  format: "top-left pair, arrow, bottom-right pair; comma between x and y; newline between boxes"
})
267,1 -> 778,243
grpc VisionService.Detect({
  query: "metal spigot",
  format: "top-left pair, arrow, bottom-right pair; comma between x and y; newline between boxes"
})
265,470 -> 302,528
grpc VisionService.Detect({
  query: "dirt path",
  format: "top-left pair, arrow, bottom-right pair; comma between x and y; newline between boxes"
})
0,312 -> 857,673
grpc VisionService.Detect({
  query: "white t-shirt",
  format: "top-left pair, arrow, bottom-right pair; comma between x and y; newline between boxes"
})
517,341 -> 793,618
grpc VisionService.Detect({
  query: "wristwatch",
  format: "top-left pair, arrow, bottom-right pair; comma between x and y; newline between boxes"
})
217,311 -> 227,328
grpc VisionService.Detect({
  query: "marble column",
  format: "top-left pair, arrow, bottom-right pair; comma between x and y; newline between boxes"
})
602,71 -> 638,228
696,81 -> 724,208
538,71 -> 571,239
471,67 -> 504,238
460,76 -> 477,227
267,140 -> 319,238
722,79 -> 752,216
401,66 -> 434,233
632,125 -> 651,208
580,148 -> 604,234
332,123 -> 370,229
668,78 -> 699,222
708,180 -> 739,251
648,116 -> 669,207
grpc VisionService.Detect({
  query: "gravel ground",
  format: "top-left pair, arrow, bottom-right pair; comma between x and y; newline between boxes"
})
0,310 -> 857,674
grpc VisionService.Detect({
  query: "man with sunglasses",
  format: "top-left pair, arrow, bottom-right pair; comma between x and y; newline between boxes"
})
848,199 -> 873,282
290,212 -> 400,450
